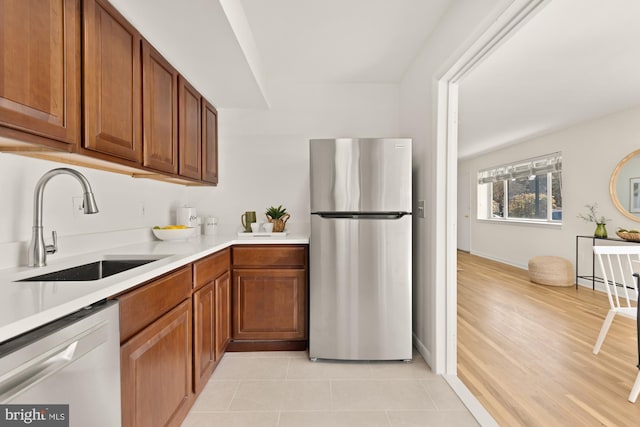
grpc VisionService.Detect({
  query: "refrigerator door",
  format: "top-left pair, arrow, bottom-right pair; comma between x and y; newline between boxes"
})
310,138 -> 412,213
309,214 -> 412,360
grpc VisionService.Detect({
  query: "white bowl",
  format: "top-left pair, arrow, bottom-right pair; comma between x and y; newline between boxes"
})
152,227 -> 196,241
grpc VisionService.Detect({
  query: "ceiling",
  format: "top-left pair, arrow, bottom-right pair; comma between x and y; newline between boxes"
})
109,0 -> 268,108
108,0 -> 640,159
109,0 -> 452,107
240,0 -> 451,83
458,0 -> 640,159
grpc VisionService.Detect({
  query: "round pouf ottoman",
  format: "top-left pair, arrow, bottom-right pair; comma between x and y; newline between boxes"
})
527,256 -> 574,287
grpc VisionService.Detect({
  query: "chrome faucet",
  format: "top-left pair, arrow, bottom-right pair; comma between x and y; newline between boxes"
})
28,168 -> 99,267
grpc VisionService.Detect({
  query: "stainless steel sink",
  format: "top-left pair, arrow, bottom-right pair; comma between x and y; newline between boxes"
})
17,259 -> 160,282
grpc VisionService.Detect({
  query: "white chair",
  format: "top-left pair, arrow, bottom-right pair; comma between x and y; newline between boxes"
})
591,245 -> 640,402
630,369 -> 640,403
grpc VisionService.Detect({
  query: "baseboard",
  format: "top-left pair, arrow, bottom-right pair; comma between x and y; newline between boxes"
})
469,250 -> 528,270
469,253 -> 634,301
414,334 -> 498,426
444,374 -> 499,427
576,278 -> 637,301
227,340 -> 307,352
412,333 -> 432,369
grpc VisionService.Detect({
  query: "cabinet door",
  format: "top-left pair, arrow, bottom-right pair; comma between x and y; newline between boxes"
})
193,282 -> 215,395
233,269 -> 306,340
178,76 -> 201,179
201,99 -> 218,185
118,266 -> 192,343
215,271 -> 232,358
83,0 -> 142,163
0,0 -> 80,146
121,299 -> 192,427
142,40 -> 178,174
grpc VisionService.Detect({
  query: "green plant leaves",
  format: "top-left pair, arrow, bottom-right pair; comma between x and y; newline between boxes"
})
265,204 -> 287,219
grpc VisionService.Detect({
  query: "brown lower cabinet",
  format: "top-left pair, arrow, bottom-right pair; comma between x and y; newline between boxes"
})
214,271 -> 232,359
192,248 -> 231,394
233,268 -> 306,341
120,299 -> 193,427
117,244 -> 306,426
192,269 -> 232,394
193,282 -> 215,395
118,266 -> 193,427
231,245 -> 308,351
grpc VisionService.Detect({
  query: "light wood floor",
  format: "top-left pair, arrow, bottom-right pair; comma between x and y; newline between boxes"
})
457,251 -> 640,427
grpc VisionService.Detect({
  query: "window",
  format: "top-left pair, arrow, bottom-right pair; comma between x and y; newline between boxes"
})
478,153 -> 562,223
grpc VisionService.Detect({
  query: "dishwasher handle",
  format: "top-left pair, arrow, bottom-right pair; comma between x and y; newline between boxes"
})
0,320 -> 109,403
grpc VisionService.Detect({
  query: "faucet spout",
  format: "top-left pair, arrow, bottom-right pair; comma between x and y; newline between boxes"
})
28,168 -> 99,267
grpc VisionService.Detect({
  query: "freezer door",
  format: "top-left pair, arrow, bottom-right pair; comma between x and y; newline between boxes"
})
310,138 -> 412,212
309,214 -> 412,360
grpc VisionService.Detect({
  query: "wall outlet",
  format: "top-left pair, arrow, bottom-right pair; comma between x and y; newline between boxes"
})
138,202 -> 145,217
417,200 -> 425,218
72,196 -> 84,216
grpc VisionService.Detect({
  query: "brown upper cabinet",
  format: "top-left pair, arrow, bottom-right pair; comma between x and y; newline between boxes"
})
0,0 -> 219,186
178,76 -> 202,180
0,0 -> 81,148
142,40 -> 179,174
202,99 -> 219,185
82,0 -> 142,164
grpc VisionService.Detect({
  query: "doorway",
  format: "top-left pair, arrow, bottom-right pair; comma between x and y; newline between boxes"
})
435,0 -> 549,423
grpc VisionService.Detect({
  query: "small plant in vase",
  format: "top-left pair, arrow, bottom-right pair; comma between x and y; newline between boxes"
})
577,203 -> 610,238
265,205 -> 291,232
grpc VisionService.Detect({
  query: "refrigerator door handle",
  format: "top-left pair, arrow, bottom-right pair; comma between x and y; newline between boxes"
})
314,212 -> 410,220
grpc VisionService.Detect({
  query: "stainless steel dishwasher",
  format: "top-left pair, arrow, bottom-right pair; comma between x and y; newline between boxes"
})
0,300 -> 121,426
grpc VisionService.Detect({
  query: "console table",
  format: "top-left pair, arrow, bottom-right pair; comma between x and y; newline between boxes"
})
575,235 -> 640,289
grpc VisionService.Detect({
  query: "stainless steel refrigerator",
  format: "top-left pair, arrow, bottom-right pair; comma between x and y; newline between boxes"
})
309,138 -> 412,361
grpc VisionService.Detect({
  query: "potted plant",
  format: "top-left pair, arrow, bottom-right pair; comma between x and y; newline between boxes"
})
265,205 -> 290,232
577,203 -> 610,238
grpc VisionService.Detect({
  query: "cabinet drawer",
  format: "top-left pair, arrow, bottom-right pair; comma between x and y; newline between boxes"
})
119,266 -> 192,343
193,248 -> 230,289
232,245 -> 306,268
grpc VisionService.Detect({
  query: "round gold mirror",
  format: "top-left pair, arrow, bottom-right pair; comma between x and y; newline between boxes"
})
610,149 -> 640,222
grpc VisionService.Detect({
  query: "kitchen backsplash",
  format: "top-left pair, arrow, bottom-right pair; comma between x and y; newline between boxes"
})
0,228 -> 155,271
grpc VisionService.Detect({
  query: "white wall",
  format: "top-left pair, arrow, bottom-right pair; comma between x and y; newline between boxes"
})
0,81 -> 398,269
0,154 -> 189,268
399,0 -> 510,370
0,0 -> 519,374
459,105 -> 640,273
187,81 -> 400,233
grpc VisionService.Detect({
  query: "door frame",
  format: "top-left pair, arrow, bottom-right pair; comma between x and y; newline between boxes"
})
457,171 -> 471,252
435,0 -> 550,375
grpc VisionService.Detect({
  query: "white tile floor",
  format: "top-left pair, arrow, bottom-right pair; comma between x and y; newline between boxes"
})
181,350 -> 479,427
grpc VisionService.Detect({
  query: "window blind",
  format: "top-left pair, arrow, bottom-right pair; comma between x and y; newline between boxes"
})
477,152 -> 562,184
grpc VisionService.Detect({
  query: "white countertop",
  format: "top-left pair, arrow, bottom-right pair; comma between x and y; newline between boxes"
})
0,233 -> 309,343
